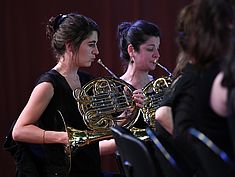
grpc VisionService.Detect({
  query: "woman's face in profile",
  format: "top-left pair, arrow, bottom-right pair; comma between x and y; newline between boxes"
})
76,31 -> 99,68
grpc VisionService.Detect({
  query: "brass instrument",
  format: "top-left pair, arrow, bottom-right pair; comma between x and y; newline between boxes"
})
57,110 -> 71,174
64,60 -> 140,148
142,76 -> 172,128
97,59 -> 118,79
57,110 -> 114,175
62,58 -> 171,152
141,61 -> 172,128
73,76 -> 139,131
97,59 -> 172,129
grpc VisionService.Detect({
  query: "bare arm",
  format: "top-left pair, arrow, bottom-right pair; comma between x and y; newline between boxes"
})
155,106 -> 173,134
12,82 -> 68,144
99,139 -> 117,155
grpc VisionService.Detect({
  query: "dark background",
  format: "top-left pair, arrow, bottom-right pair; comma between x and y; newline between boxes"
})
1,1 -> 191,176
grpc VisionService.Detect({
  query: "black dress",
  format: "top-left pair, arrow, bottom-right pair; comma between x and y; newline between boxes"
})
37,69 -> 102,177
6,69 -> 103,177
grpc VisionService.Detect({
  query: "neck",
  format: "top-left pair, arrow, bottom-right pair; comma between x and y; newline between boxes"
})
120,66 -> 151,89
54,58 -> 78,77
53,58 -> 81,90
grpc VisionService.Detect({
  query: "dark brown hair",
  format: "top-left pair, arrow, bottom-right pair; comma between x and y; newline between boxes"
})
46,13 -> 99,59
117,20 -> 160,69
188,0 -> 234,67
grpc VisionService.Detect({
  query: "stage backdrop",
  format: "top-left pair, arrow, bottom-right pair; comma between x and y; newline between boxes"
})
0,0 -> 191,177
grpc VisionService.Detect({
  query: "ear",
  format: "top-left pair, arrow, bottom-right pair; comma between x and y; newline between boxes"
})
65,42 -> 74,53
127,44 -> 135,57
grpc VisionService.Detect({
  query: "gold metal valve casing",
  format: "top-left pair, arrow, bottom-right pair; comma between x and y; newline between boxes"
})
73,76 -> 140,131
142,76 -> 172,128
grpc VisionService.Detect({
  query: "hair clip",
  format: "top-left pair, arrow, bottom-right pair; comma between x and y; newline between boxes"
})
53,14 -> 68,31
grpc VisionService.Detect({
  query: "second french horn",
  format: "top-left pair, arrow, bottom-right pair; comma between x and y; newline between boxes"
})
142,62 -> 172,128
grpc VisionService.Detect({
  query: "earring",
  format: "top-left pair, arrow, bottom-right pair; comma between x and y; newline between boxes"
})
130,57 -> 134,63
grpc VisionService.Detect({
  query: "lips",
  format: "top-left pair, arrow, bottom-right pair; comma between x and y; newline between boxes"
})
153,58 -> 159,64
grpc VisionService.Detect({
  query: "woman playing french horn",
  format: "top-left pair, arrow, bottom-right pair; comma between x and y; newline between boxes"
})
117,20 -> 165,129
118,20 -> 161,92
99,19 -> 164,154
11,13 -> 144,177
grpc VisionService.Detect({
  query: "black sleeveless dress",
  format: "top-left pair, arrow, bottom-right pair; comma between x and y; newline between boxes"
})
8,69 -> 103,177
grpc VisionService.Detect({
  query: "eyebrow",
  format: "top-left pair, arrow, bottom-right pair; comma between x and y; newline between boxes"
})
88,40 -> 97,44
146,44 -> 159,47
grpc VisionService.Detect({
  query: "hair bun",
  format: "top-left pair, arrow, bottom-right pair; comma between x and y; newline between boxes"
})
118,22 -> 132,38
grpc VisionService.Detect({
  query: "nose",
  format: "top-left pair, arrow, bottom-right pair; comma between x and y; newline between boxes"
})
153,49 -> 160,59
93,45 -> 99,55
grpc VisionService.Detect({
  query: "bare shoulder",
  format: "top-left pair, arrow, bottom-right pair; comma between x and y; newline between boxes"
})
27,82 -> 55,106
33,82 -> 54,95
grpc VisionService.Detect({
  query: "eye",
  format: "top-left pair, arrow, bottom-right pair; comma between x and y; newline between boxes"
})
88,43 -> 95,47
146,48 -> 154,52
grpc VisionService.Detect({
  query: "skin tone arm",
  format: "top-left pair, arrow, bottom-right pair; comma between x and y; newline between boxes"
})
12,82 -> 68,144
210,72 -> 228,117
155,106 -> 173,134
99,139 -> 116,156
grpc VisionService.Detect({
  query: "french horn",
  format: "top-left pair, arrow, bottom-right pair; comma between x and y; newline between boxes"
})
64,60 -> 140,149
142,61 -> 172,128
63,59 -> 172,151
73,77 -> 140,131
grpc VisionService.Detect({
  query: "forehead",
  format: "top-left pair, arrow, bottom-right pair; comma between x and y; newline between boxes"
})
85,31 -> 98,42
143,36 -> 160,45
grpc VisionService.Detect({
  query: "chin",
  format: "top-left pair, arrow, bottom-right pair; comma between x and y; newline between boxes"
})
150,66 -> 156,71
84,61 -> 91,66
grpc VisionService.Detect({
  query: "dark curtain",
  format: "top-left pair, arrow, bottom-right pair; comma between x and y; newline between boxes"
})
0,0 -> 191,176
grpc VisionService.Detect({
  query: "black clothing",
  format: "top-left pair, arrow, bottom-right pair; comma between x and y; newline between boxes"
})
173,61 -> 233,159
131,83 -> 150,129
155,65 -> 201,176
5,69 -> 104,177
4,121 -> 41,177
160,64 -> 197,108
37,69 -> 102,177
154,61 -> 235,176
227,87 -> 235,160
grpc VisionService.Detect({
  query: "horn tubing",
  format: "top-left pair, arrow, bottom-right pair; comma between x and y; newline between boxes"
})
156,62 -> 172,77
97,59 -> 119,79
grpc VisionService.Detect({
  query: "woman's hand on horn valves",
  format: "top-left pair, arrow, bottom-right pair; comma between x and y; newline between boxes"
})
132,89 -> 145,108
